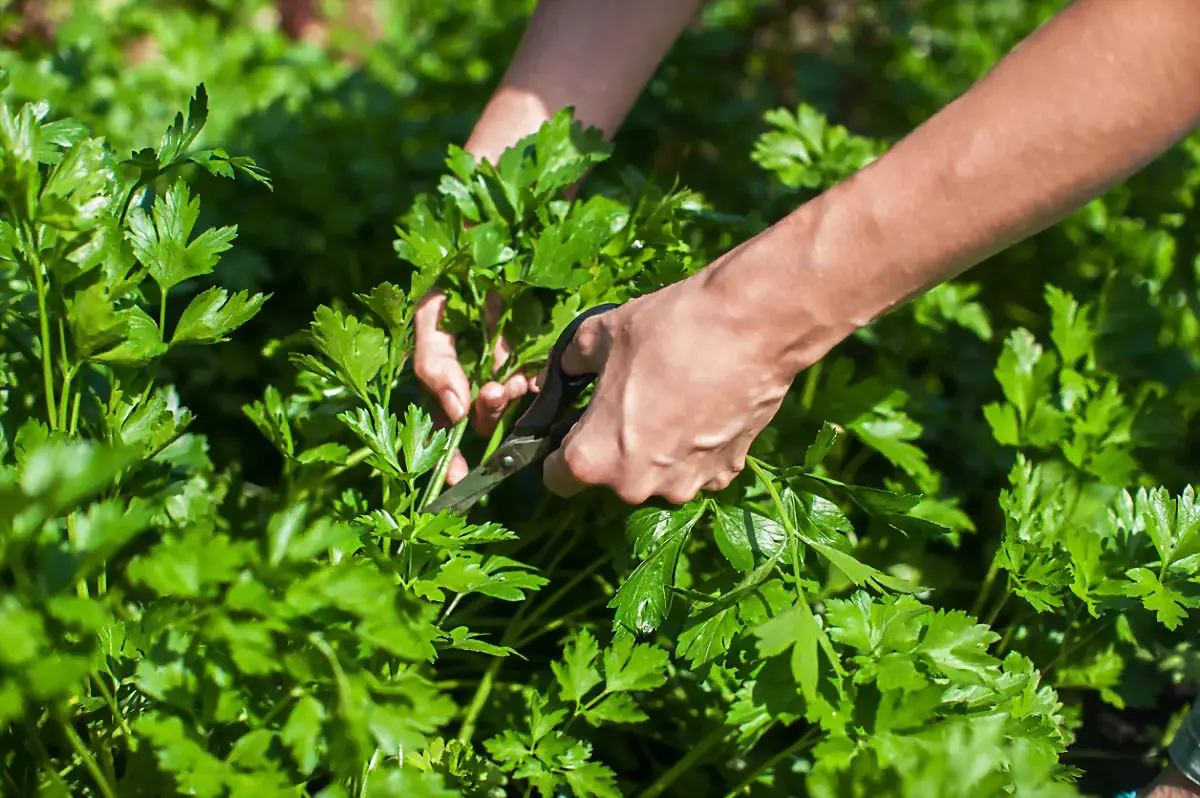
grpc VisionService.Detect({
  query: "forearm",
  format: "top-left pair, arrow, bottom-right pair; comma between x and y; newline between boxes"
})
465,0 -> 702,163
722,0 -> 1200,366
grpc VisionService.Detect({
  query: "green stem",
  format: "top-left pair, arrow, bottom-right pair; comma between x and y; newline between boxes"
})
439,593 -> 464,628
636,724 -> 729,798
458,656 -> 503,744
997,607 -> 1033,655
482,400 -> 520,461
59,714 -> 116,798
69,390 -> 82,436
984,589 -> 1010,627
457,586 -> 540,743
1043,620 -> 1106,678
800,359 -> 823,412
327,446 -> 373,479
513,597 -> 610,648
746,457 -> 846,679
66,514 -> 89,599
57,368 -> 72,432
518,555 -> 612,631
56,318 -> 73,428
724,727 -> 819,798
838,445 -> 872,485
1056,602 -> 1083,661
90,724 -> 118,788
33,267 -> 57,429
159,290 -> 168,337
91,673 -> 132,745
972,556 -> 1001,619
359,748 -> 380,798
421,416 -> 470,510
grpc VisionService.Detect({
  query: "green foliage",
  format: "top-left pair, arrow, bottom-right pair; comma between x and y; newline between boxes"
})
3,1 -> 1200,797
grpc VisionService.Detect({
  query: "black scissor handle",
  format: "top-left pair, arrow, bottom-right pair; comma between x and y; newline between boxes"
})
510,303 -> 619,439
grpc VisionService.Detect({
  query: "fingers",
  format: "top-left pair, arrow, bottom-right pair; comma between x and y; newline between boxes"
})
702,460 -> 745,494
559,313 -> 611,376
446,450 -> 469,486
542,436 -> 596,499
413,291 -> 471,423
545,428 -> 745,506
473,382 -> 505,435
472,373 -> 530,435
543,311 -> 617,497
543,426 -> 651,504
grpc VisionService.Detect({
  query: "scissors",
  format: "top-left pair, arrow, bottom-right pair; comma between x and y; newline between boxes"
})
422,303 -> 619,516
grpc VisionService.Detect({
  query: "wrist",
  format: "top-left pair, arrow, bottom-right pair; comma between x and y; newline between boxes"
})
464,87 -> 554,165
694,207 -> 861,382
698,170 -> 917,381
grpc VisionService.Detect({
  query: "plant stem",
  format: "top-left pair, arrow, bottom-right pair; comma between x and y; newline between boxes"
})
1043,620 -> 1106,678
457,656 -> 503,744
997,607 -> 1034,655
839,445 -> 872,485
724,727 -> 819,797
421,415 -> 470,510
457,589 -> 539,744
984,588 -> 1011,627
482,396 -> 523,461
327,446 -> 373,479
69,390 -> 82,436
513,598 -> 610,648
439,593 -> 464,628
159,291 -> 168,337
57,366 -> 73,431
800,359 -> 823,412
59,714 -> 116,798
359,748 -> 380,798
519,554 -> 612,631
636,723 -> 729,798
56,318 -> 74,429
66,514 -> 89,598
92,673 -> 133,745
33,267 -> 57,429
972,556 -> 1001,618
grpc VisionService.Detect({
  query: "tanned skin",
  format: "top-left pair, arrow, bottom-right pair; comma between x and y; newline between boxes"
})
413,5 -> 1200,788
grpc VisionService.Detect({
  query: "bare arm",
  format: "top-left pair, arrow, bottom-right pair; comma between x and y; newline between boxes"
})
464,0 -> 703,163
544,0 -> 1200,506
415,0 -> 699,483
715,0 -> 1200,368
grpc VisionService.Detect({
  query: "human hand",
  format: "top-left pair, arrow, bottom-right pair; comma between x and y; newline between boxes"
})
1135,765 -> 1200,798
541,233 -> 837,505
413,289 -> 535,485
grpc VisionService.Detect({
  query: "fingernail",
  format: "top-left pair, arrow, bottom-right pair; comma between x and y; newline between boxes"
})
441,390 -> 466,422
481,383 -> 504,405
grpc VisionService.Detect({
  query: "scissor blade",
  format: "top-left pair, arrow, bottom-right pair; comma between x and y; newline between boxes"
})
422,465 -> 507,515
421,436 -> 551,516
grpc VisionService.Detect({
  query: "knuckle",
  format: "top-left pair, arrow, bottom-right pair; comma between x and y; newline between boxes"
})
707,474 -> 734,492
562,442 -> 606,486
616,485 -> 651,505
662,487 -> 697,506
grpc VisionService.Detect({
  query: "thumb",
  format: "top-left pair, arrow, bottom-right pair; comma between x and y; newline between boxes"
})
559,313 -> 611,377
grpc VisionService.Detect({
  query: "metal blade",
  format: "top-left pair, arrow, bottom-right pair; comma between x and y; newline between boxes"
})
422,465 -> 506,515
421,435 -> 550,515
